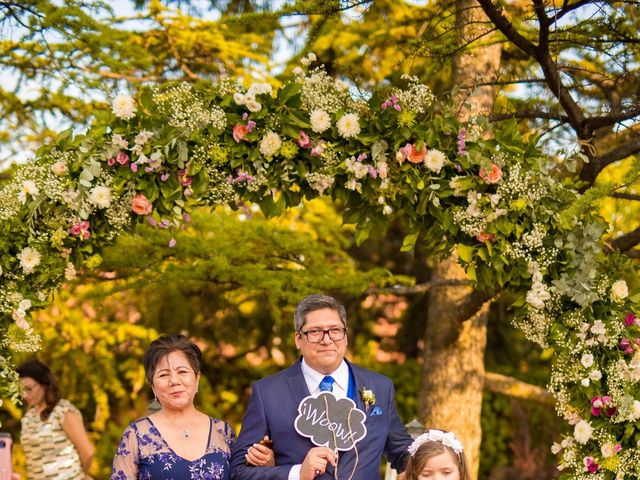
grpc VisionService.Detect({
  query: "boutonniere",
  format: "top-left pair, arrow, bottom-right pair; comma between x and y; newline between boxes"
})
360,387 -> 376,412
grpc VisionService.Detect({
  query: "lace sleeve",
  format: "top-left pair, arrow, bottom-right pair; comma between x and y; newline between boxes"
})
111,422 -> 139,480
224,421 -> 236,449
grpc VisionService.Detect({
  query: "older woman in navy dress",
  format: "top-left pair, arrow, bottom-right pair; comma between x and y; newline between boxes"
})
111,334 -> 272,480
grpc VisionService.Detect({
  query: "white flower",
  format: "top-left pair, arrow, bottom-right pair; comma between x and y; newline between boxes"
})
112,133 -> 128,148
88,185 -> 112,209
601,443 -> 616,458
246,100 -> 262,112
424,149 -> 446,173
233,93 -> 246,105
573,420 -> 593,444
591,320 -> 606,336
19,299 -> 32,311
18,180 -> 39,204
0,265 -> 3,276
134,131 -> 153,145
631,400 -> 640,421
335,79 -> 349,92
551,442 -> 562,454
248,82 -> 272,95
580,378 -> 590,387
408,430 -> 464,456
65,262 -> 77,281
111,94 -> 137,120
51,161 -> 68,176
336,113 -> 361,138
581,353 -> 594,368
310,109 -> 331,133
589,370 -> 602,382
611,280 -> 629,302
17,247 -> 41,274
259,131 -> 282,157
383,205 -> 393,215
62,189 -> 79,207
13,312 -> 30,330
292,66 -> 304,77
526,290 -> 546,310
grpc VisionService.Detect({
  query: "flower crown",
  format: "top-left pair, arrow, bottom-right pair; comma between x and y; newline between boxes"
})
407,429 -> 464,456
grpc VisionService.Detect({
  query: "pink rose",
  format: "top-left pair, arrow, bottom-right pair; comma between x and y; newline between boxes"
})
131,194 -> 153,215
408,144 -> 426,164
116,151 -> 129,165
476,231 -> 496,243
233,124 -> 249,142
479,163 -> 502,183
107,158 -> 116,166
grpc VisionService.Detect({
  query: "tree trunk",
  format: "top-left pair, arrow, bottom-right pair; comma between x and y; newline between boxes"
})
419,2 -> 502,479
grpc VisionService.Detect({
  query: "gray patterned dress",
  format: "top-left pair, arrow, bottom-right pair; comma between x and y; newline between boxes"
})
21,399 -> 84,479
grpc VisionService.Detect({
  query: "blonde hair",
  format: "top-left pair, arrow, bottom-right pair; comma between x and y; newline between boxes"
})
404,439 -> 471,480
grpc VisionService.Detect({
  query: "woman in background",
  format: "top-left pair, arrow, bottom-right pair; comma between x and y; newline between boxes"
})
18,360 -> 94,479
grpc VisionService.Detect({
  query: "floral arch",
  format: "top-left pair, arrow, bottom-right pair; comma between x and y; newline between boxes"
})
0,58 -> 638,479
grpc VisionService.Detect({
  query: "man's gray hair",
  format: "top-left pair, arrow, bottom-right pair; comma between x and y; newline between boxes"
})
294,294 -> 347,332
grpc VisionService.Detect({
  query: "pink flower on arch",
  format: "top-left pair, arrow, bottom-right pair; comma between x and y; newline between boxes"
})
479,163 -> 502,183
116,151 -> 129,165
233,124 -> 250,142
583,456 -> 599,473
624,312 -> 637,327
476,231 -> 496,243
70,220 -> 91,240
408,144 -> 427,164
131,194 -> 153,215
298,130 -> 312,149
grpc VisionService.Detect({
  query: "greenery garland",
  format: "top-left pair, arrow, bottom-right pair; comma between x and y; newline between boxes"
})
0,55 -> 638,479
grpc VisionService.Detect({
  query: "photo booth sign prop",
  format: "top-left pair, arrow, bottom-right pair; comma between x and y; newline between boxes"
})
294,392 -> 367,451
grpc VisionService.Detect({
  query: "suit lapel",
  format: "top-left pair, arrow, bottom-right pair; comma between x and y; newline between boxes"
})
285,358 -> 312,407
347,360 -> 367,412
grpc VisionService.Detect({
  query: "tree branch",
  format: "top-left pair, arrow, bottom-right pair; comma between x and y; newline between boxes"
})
607,226 -> 640,253
490,110 -> 570,123
610,192 -> 640,201
484,371 -> 555,405
368,279 -> 473,295
598,136 -> 640,169
476,0 -> 538,57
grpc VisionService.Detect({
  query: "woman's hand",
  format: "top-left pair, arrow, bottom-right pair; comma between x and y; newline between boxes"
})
245,436 -> 275,466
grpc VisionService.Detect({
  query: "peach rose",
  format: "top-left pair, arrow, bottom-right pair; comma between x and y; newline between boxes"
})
233,124 -> 249,143
408,144 -> 427,164
131,194 -> 153,215
479,163 -> 502,183
476,231 -> 496,243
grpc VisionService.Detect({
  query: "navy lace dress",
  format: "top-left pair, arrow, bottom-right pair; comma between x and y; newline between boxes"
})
111,416 -> 234,480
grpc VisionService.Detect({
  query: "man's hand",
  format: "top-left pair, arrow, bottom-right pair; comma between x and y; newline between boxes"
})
245,436 -> 275,466
300,447 -> 337,480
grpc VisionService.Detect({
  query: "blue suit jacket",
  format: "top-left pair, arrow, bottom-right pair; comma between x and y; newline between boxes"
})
230,358 -> 411,480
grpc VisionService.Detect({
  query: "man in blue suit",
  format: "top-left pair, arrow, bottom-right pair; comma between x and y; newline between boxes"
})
230,294 -> 412,480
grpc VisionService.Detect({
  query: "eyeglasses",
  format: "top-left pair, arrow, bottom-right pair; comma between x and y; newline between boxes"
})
22,383 -> 39,394
299,327 -> 347,343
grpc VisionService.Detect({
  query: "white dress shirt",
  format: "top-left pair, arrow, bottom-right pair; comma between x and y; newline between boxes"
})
288,359 -> 349,480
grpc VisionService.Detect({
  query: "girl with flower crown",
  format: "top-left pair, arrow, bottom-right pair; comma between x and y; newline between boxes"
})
404,429 -> 471,480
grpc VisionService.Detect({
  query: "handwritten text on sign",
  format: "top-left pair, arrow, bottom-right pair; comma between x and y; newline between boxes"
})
294,392 -> 367,451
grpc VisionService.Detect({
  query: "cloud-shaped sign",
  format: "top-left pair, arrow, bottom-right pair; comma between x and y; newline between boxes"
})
294,392 -> 367,451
